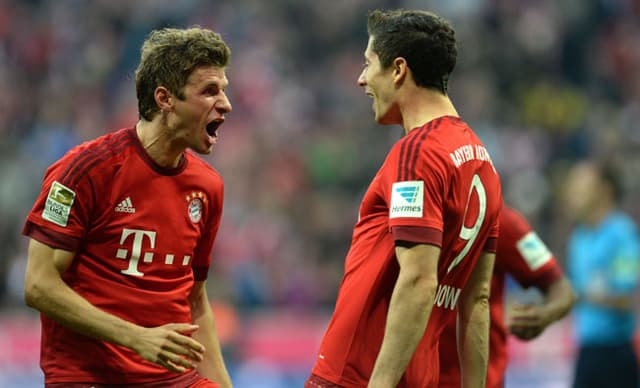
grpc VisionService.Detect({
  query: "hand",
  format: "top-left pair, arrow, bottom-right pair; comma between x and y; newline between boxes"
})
507,304 -> 551,341
130,323 -> 206,373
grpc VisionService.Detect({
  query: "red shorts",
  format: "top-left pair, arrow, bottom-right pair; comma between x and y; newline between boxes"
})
45,371 -> 219,388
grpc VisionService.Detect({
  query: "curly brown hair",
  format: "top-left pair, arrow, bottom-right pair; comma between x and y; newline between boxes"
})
367,9 -> 457,94
135,27 -> 230,121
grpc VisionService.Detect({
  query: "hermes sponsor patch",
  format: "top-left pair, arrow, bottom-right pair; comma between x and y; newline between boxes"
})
390,180 -> 424,218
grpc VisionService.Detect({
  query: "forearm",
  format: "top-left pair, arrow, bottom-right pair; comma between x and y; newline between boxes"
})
457,296 -> 490,388
584,291 -> 634,311
457,251 -> 493,388
369,274 -> 436,387
25,275 -> 141,349
190,286 -> 232,388
542,278 -> 576,321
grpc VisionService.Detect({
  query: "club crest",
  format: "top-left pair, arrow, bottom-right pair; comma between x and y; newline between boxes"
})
185,191 -> 207,223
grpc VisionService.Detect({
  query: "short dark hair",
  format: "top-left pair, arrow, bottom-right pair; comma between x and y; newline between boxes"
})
367,9 -> 457,93
135,27 -> 231,121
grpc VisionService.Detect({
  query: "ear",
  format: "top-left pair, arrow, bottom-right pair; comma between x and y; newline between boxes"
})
154,86 -> 174,113
392,57 -> 408,86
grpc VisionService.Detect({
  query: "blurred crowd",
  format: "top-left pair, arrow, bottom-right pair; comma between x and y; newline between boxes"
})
1,0 -> 639,318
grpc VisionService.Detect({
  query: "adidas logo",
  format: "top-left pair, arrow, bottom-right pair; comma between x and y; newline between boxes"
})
115,197 -> 136,213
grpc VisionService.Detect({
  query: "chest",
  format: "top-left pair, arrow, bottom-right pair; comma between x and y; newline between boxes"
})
359,173 -> 388,220
84,166 -> 213,276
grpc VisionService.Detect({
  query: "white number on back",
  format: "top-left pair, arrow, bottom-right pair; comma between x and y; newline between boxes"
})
447,174 -> 487,273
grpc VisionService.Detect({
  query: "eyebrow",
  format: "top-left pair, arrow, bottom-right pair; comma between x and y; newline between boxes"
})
202,79 -> 229,90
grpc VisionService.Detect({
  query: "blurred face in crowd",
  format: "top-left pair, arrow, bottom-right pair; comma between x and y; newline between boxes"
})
165,65 -> 232,155
358,36 -> 401,125
564,162 -> 608,222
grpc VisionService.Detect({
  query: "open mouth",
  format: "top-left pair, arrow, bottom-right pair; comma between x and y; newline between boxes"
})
206,121 -> 221,137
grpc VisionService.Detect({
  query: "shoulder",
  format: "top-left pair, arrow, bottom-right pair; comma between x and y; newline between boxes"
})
185,151 -> 222,179
607,212 -> 640,239
610,211 -> 637,228
411,116 -> 481,159
184,151 -> 224,198
499,206 -> 530,231
48,128 -> 134,188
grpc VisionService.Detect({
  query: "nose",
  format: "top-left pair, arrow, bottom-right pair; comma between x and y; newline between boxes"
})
217,92 -> 232,114
357,69 -> 366,87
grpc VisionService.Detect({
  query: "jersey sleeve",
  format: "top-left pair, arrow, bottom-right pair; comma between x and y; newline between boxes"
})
388,144 -> 447,247
497,206 -> 564,289
191,180 -> 224,281
22,156 -> 95,252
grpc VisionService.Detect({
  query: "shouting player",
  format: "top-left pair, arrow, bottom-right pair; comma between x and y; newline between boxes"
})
23,27 -> 233,387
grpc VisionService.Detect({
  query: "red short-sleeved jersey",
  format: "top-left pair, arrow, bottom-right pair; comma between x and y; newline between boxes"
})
22,127 -> 224,385
311,116 -> 502,387
438,206 -> 564,388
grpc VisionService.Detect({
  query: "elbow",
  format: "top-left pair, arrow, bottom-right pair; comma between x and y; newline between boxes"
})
470,290 -> 491,311
399,271 -> 439,304
468,281 -> 491,307
569,288 -> 578,309
459,285 -> 491,320
558,279 -> 578,315
562,288 -> 578,317
24,282 -> 38,309
24,276 -> 46,310
414,273 -> 439,297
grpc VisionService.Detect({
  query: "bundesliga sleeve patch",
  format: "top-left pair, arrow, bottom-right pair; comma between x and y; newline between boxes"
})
516,231 -> 552,271
42,181 -> 76,227
390,180 -> 424,218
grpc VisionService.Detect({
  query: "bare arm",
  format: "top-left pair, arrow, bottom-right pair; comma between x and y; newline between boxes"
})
509,277 -> 576,340
457,251 -> 495,388
583,291 -> 634,311
368,243 -> 439,388
189,281 -> 232,388
24,238 -> 205,372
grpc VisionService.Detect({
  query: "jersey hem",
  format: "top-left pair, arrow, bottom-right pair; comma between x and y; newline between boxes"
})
23,221 -> 81,251
392,225 -> 443,246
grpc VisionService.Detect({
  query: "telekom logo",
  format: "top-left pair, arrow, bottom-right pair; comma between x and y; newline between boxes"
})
115,228 -> 191,276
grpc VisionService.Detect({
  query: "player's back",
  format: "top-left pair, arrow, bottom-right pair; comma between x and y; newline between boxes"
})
402,116 -> 501,385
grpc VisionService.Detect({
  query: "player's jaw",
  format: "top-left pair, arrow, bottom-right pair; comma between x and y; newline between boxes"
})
190,115 -> 224,155
181,99 -> 228,155
365,89 -> 384,122
367,91 -> 398,125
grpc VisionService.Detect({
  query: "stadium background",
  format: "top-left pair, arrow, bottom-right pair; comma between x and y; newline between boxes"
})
0,0 -> 639,386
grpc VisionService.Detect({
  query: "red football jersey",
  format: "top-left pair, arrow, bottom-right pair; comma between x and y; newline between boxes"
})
311,116 -> 502,387
438,206 -> 564,388
23,127 -> 223,385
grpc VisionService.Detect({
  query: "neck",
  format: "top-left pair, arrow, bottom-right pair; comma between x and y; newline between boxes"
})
398,88 -> 459,134
136,119 -> 183,168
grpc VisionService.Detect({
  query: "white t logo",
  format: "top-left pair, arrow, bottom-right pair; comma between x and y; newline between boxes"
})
116,228 -> 156,276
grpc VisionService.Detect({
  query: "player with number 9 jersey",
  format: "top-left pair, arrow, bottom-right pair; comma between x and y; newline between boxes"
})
309,114 -> 501,387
